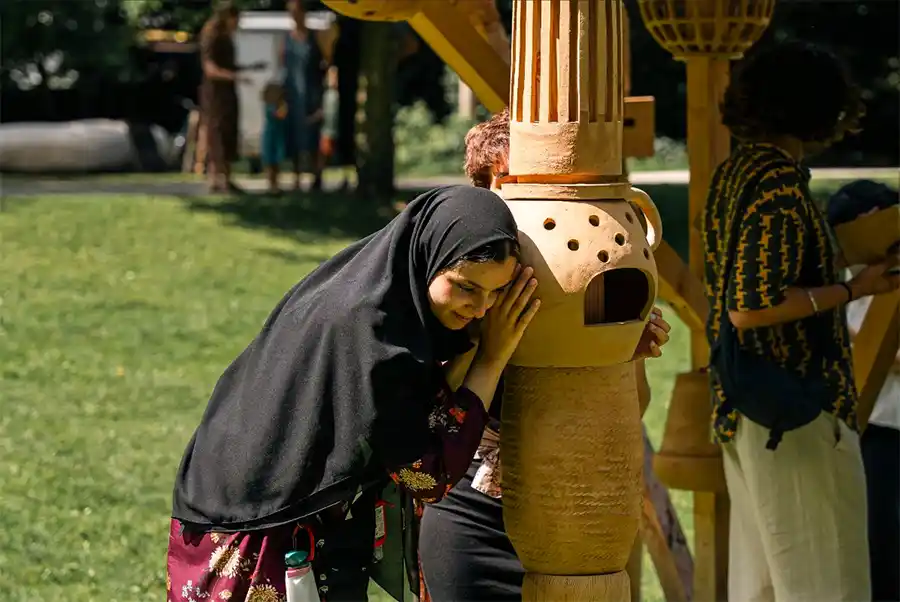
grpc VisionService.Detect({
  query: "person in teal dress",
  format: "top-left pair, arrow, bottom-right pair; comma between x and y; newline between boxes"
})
278,0 -> 326,192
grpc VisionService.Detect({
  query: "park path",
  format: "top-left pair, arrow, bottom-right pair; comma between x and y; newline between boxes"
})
1,167 -> 897,198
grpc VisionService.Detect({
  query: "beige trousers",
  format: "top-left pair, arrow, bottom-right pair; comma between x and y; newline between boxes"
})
722,412 -> 871,602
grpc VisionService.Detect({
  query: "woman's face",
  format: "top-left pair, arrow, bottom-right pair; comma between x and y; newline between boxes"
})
428,257 -> 518,330
226,13 -> 239,33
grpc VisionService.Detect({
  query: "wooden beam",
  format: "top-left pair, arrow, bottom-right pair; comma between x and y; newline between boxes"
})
624,96 -> 656,160
410,3 -> 510,113
641,429 -> 693,602
655,241 -> 708,333
853,289 -> 900,431
693,492 -> 730,602
627,530 -> 644,602
686,56 -> 731,602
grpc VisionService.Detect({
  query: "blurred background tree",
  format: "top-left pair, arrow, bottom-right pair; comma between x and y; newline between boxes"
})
1,0 -> 896,170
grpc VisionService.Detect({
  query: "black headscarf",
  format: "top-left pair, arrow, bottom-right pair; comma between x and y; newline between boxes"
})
172,186 -> 518,531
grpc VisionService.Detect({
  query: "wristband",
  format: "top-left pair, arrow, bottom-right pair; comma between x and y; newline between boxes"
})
840,282 -> 854,302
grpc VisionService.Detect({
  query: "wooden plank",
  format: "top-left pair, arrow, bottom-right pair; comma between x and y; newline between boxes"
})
685,55 -> 731,602
411,5 -> 510,113
641,429 -> 693,602
654,240 -> 708,334
853,289 -> 900,431
693,492 -> 730,602
623,96 -> 656,159
627,532 -> 643,602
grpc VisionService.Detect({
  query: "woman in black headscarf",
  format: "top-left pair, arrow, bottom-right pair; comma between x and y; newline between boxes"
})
166,185 -> 539,601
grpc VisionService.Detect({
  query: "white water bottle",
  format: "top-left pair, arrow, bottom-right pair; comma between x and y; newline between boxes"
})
285,551 -> 321,602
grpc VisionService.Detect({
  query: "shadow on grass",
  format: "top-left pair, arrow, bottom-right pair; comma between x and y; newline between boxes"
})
179,183 -> 695,261
180,187 -> 433,244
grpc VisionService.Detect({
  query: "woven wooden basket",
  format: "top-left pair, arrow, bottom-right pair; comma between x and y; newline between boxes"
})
636,0 -> 775,59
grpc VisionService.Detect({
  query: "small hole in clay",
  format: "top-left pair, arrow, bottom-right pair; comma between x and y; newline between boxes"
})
543,218 -> 556,230
643,248 -> 650,259
363,10 -> 375,16
625,213 -> 634,224
598,250 -> 610,263
589,215 -> 600,227
568,240 -> 580,251
615,233 -> 626,246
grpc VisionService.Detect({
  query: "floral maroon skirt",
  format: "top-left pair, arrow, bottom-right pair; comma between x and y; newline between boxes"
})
167,493 -> 376,602
167,519 -> 302,602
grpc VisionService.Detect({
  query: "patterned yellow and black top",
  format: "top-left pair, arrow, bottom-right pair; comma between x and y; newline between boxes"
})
702,143 -> 857,443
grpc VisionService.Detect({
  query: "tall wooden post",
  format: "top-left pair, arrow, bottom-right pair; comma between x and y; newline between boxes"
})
686,56 -> 732,602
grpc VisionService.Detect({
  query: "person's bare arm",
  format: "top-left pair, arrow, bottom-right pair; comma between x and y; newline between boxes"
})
635,360 -> 651,417
200,31 -> 237,81
203,59 -> 237,81
444,343 -> 479,392
723,173 -> 899,330
729,285 -> 849,329
729,262 -> 899,330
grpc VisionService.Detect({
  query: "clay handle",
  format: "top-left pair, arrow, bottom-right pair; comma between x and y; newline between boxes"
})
629,187 -> 662,251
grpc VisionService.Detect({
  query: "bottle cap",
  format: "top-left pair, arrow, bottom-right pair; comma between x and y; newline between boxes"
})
284,550 -> 310,568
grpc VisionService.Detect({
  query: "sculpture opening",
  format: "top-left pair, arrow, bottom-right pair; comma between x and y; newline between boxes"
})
584,268 -> 651,325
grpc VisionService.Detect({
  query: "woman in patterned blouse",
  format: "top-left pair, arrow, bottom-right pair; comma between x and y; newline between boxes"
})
167,186 -> 540,602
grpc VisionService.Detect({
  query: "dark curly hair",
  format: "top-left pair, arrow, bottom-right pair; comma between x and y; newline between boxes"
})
721,40 -> 864,145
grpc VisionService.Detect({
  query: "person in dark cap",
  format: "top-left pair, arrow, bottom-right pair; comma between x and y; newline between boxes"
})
828,179 -> 900,602
166,185 -> 540,601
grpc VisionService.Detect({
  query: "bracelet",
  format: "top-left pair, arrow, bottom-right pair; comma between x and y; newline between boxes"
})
806,289 -> 820,314
840,282 -> 854,302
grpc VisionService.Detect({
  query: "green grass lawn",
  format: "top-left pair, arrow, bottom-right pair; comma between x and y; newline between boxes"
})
1,177 -> 882,601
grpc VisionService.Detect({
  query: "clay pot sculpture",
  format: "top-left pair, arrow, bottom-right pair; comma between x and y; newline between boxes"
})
499,2 -> 661,601
501,183 -> 661,602
505,183 -> 661,368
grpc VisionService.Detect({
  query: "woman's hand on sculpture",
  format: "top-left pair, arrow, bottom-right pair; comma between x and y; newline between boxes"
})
476,265 -> 540,368
631,306 -> 671,361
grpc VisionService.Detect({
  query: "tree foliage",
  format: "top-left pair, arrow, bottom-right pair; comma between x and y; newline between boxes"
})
0,0 -> 136,90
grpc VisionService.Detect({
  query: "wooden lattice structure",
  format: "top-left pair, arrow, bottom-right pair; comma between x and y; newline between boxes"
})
638,0 -> 774,58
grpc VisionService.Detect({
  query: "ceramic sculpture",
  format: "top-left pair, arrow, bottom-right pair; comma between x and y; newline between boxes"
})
499,2 -> 661,600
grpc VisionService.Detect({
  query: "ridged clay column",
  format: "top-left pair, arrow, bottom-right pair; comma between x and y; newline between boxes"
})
499,2 -> 663,601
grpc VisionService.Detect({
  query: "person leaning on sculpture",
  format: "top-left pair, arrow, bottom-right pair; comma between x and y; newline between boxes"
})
701,40 -> 900,602
167,186 -> 542,601
416,108 -> 670,602
827,179 -> 900,602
